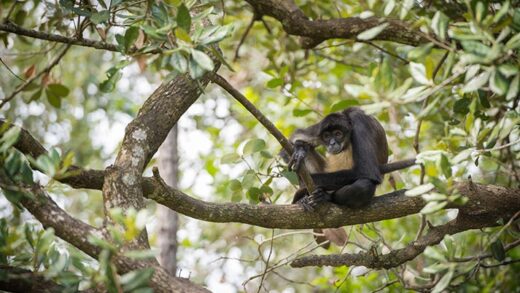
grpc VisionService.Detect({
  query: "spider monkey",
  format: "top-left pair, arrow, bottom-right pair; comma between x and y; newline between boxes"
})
285,107 -> 415,210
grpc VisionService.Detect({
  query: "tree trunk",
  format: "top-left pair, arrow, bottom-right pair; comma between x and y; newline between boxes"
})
157,125 -> 180,275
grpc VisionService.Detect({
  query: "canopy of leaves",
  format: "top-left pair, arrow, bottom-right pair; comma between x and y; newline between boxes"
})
0,0 -> 519,292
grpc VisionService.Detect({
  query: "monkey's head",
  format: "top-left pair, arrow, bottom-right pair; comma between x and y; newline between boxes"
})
318,113 -> 352,154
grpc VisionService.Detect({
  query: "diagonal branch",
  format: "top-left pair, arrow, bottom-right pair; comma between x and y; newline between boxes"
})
0,170 -> 101,258
244,0 -> 429,48
208,72 -> 315,192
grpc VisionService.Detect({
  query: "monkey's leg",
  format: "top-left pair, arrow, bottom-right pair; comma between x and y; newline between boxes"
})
332,178 -> 376,208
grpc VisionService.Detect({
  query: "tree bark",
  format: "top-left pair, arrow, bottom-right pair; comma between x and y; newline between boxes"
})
157,125 -> 180,275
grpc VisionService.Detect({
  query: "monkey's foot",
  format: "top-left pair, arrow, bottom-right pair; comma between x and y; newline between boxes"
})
298,187 -> 330,211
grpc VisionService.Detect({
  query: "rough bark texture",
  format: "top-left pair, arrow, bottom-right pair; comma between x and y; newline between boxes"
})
157,126 -> 180,275
244,0 -> 427,48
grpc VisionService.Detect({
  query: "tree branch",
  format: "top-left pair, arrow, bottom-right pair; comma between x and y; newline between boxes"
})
291,216 -> 487,269
5,120 -> 519,232
244,0 -> 428,48
208,72 -> 316,192
0,171 -> 102,259
0,21 -> 160,54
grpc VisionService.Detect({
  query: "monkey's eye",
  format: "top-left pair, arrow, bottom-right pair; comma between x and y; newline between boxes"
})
333,130 -> 343,138
322,132 -> 331,140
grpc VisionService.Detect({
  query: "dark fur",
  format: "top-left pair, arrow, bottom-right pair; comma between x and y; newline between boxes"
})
288,107 -> 389,208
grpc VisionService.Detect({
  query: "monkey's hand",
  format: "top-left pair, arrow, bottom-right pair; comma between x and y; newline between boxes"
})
297,187 -> 331,211
288,140 -> 311,171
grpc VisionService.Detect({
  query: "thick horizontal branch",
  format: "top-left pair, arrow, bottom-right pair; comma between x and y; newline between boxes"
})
244,0 -> 427,48
0,21 -> 160,54
5,120 -> 520,230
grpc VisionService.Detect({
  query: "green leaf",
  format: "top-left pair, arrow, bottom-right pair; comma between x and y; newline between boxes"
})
409,62 -> 430,85
0,127 -> 21,152
493,1 -> 509,23
123,26 -> 139,52
439,154 -> 452,178
408,43 -> 434,60
405,183 -> 435,197
462,71 -> 490,93
506,74 -> 519,100
384,0 -> 395,16
424,246 -> 446,262
123,249 -> 157,260
420,200 -> 447,214
14,10 -> 27,26
29,89 -> 42,101
453,97 -> 471,114
267,78 -> 283,88
191,49 -> 214,71
228,179 -> 242,192
490,240 -> 506,261
292,109 -> 312,117
505,33 -> 520,50
357,23 -> 389,41
46,89 -> 62,108
243,139 -> 266,155
177,4 -> 191,32
221,153 -> 240,164
281,170 -> 299,185
188,58 -> 204,79
330,99 -> 360,112
171,52 -> 188,73
489,70 -> 509,96
90,10 -> 110,24
460,41 -> 491,57
121,268 -> 155,292
431,11 -> 449,40
400,0 -> 414,19
151,3 -> 169,26
100,68 -> 123,93
175,28 -> 192,43
47,84 -> 70,97
199,25 -> 233,45
431,268 -> 454,293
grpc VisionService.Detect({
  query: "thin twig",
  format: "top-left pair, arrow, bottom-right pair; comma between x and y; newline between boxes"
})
209,72 -> 316,192
0,57 -> 25,81
364,41 -> 409,64
0,45 -> 71,109
312,50 -> 364,69
256,229 -> 275,293
234,16 -> 256,61
480,259 -> 520,268
372,280 -> 399,293
476,138 -> 520,153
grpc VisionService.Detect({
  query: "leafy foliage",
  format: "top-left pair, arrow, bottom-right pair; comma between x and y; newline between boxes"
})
0,0 -> 519,292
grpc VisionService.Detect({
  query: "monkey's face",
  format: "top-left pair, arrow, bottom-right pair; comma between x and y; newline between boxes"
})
321,128 -> 349,154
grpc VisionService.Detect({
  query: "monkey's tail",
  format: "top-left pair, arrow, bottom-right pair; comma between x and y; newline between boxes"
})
380,158 -> 416,174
